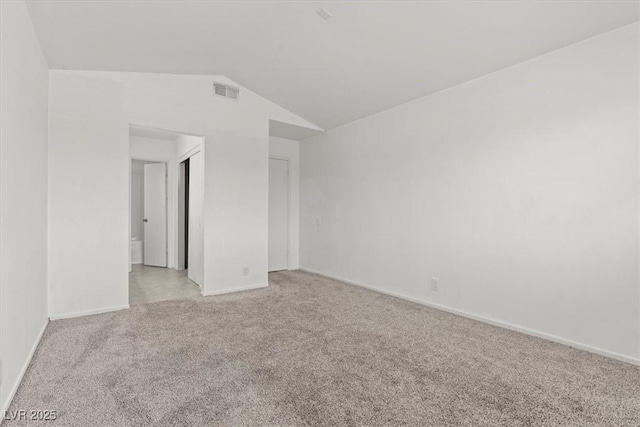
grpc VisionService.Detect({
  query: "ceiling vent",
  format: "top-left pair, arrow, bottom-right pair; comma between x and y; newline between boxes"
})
213,82 -> 239,101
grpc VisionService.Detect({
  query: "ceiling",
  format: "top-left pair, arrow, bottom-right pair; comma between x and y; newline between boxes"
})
269,120 -> 324,140
26,1 -> 639,130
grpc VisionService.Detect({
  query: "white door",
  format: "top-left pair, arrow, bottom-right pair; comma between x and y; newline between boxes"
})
188,151 -> 204,286
143,163 -> 167,267
269,158 -> 289,272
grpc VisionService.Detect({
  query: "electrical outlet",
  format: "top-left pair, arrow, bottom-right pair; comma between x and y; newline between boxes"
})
431,277 -> 440,292
242,266 -> 250,277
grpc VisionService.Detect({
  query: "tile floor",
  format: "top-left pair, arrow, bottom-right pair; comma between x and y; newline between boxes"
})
129,264 -> 201,305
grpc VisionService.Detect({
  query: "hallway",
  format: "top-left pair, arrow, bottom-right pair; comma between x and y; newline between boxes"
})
129,265 -> 201,305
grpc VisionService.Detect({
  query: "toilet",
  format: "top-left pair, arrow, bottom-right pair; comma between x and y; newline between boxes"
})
131,238 -> 143,264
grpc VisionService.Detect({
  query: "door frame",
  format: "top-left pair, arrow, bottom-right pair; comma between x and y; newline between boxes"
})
127,124 -> 205,288
177,158 -> 189,270
268,156 -> 291,271
183,148 -> 204,287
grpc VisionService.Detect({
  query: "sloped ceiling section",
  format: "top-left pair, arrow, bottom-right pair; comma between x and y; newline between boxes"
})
26,1 -> 639,130
269,120 -> 323,140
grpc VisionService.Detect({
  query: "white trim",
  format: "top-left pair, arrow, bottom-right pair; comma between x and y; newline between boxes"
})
177,145 -> 201,163
129,122 -> 204,139
202,283 -> 269,296
177,142 -> 203,273
0,320 -> 48,421
300,268 -> 640,366
49,304 -> 129,321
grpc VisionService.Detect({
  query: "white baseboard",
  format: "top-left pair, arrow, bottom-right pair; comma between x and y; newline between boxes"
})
49,304 -> 129,321
0,320 -> 48,422
203,283 -> 269,296
300,268 -> 640,366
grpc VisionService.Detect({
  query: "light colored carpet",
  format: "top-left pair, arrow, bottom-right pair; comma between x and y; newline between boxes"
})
6,271 -> 640,426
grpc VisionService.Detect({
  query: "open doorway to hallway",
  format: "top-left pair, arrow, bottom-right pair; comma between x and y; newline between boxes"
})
128,124 -> 204,305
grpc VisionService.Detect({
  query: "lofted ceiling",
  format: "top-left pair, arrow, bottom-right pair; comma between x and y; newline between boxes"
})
26,1 -> 639,130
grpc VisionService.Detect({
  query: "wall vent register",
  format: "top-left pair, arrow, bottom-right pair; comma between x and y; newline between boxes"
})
213,82 -> 240,101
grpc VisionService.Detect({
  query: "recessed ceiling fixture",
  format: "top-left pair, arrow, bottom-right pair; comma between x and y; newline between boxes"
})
316,7 -> 332,21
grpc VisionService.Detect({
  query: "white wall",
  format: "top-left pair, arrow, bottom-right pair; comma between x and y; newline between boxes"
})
48,73 -> 130,319
176,134 -> 202,160
48,70 -> 318,315
269,137 -> 300,269
0,0 -> 49,412
300,24 -> 640,363
130,135 -> 176,159
130,160 -> 145,242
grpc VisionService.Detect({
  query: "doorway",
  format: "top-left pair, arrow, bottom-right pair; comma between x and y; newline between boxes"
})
268,157 -> 290,272
177,150 -> 204,285
128,125 -> 205,305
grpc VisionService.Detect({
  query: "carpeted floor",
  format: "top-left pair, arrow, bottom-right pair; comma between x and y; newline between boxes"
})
6,271 -> 640,426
